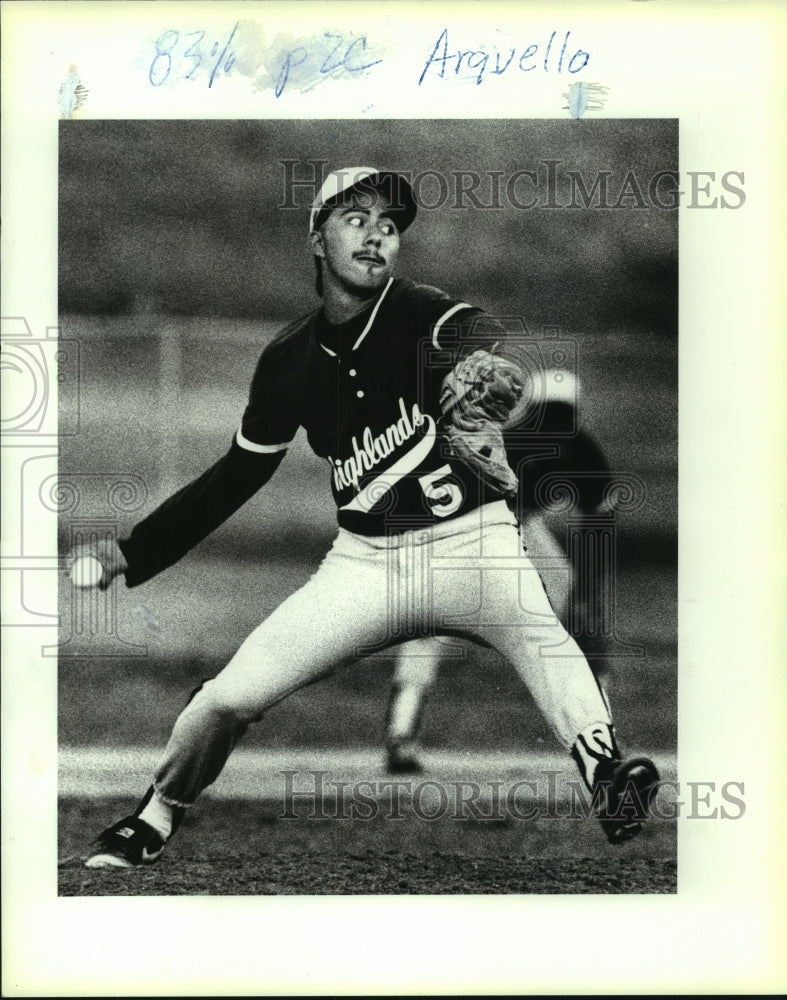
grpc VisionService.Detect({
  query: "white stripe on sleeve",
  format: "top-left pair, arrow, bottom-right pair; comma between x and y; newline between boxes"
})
431,302 -> 473,349
235,427 -> 291,454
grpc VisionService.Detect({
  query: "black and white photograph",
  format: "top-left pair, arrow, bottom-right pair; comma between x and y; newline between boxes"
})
56,119 -> 678,894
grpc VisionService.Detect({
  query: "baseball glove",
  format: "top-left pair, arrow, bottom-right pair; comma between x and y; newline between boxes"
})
439,349 -> 524,496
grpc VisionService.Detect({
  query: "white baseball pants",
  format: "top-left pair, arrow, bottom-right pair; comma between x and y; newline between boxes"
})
153,501 -> 612,806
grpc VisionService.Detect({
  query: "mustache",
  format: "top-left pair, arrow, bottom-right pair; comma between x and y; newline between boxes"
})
353,251 -> 385,264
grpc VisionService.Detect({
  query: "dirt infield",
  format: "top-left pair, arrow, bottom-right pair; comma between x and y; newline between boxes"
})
59,797 -> 676,896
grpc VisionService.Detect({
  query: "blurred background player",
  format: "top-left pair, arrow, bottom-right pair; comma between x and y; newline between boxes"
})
384,372 -> 614,773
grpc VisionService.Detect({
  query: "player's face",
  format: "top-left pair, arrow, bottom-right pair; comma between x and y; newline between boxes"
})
312,189 -> 401,296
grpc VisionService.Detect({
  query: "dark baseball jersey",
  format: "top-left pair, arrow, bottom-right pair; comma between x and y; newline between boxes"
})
120,278 -> 508,586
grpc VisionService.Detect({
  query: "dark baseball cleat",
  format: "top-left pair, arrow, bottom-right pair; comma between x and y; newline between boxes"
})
385,739 -> 424,775
84,816 -> 166,869
84,785 -> 184,869
593,756 -> 660,845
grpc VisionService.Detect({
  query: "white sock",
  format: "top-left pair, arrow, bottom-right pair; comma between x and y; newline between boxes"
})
138,790 -> 175,841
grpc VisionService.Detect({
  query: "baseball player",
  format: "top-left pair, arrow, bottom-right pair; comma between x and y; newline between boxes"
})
79,166 -> 660,868
384,392 -> 614,775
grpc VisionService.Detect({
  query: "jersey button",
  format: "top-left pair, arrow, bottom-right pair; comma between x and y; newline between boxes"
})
349,368 -> 357,377
356,390 -> 365,399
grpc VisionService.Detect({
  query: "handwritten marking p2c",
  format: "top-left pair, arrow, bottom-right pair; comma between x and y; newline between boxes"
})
274,33 -> 383,98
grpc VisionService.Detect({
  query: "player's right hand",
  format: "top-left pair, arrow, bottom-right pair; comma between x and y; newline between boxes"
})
70,538 -> 129,590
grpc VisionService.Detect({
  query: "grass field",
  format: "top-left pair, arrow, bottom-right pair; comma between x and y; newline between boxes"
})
59,797 -> 676,894
59,816 -> 677,896
58,748 -> 677,895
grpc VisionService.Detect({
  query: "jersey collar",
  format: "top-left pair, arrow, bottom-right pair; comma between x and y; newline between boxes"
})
317,277 -> 394,358
351,276 -> 393,350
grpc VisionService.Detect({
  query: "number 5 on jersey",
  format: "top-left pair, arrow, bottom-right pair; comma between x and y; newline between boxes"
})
419,464 -> 462,517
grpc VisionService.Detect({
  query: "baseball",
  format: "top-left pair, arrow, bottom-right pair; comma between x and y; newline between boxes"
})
70,554 -> 104,589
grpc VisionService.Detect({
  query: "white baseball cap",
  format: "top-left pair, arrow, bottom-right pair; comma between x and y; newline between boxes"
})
309,166 -> 417,234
